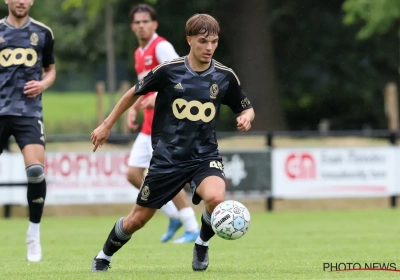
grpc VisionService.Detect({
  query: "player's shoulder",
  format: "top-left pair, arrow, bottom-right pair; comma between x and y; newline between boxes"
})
0,17 -> 7,30
214,60 -> 241,85
30,18 -> 54,39
152,56 -> 185,73
155,35 -> 168,43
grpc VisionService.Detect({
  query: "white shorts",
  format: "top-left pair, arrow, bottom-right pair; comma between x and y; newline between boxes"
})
128,132 -> 153,168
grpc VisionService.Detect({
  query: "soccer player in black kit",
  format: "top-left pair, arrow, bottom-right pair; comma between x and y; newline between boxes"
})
0,0 -> 56,262
90,13 -> 255,272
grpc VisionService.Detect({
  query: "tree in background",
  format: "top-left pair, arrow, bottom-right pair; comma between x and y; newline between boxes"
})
343,0 -> 400,73
219,0 -> 286,130
270,0 -> 398,130
59,0 -> 287,131
3,0 -> 397,132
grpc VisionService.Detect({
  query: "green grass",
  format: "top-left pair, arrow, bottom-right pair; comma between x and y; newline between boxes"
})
1,209 -> 400,279
41,92 -> 113,134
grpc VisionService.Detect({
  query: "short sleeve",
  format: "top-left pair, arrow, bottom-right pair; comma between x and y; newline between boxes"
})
221,71 -> 252,114
155,41 -> 179,63
134,66 -> 163,96
42,30 -> 54,67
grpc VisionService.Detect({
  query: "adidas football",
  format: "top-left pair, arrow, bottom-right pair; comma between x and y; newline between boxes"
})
210,200 -> 251,240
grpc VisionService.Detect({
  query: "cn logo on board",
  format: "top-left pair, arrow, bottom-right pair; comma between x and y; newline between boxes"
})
285,153 -> 316,180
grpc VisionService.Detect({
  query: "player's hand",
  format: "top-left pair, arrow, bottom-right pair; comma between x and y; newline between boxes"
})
90,124 -> 111,152
140,93 -> 156,109
236,115 -> 252,132
127,107 -> 139,131
24,81 -> 44,98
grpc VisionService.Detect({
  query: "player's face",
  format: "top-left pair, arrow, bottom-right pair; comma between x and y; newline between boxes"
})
131,12 -> 158,42
5,0 -> 33,18
187,33 -> 219,64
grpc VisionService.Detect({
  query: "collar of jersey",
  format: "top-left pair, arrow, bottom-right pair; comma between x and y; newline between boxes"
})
3,16 -> 31,29
140,33 -> 158,53
184,56 -> 215,77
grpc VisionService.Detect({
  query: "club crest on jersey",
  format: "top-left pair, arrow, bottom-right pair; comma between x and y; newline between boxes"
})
30,33 -> 39,46
144,55 -> 153,66
138,79 -> 144,89
210,83 -> 219,99
140,185 -> 150,201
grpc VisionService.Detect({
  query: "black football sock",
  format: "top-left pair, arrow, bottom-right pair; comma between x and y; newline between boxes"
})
102,218 -> 132,257
199,210 -> 215,243
26,164 -> 47,224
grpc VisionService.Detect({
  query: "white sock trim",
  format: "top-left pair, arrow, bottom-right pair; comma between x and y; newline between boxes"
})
195,236 -> 209,246
97,250 -> 112,262
27,222 -> 40,238
179,207 -> 199,233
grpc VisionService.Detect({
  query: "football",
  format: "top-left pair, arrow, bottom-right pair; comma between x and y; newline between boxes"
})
210,200 -> 251,240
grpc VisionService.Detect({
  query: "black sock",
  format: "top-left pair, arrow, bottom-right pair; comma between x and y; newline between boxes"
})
199,210 -> 215,242
102,218 -> 132,256
27,179 -> 46,223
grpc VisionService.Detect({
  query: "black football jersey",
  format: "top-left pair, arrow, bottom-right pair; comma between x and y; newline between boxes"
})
134,56 -> 252,171
0,17 -> 55,117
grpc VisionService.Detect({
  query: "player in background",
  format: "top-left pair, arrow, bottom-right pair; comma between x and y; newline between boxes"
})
90,13 -> 254,272
126,4 -> 199,243
0,0 -> 56,262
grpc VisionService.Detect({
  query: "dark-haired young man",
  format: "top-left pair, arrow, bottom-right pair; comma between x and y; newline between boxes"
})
126,4 -> 199,244
90,13 -> 254,272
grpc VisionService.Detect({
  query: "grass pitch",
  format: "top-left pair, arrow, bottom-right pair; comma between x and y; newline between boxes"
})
1,209 -> 399,280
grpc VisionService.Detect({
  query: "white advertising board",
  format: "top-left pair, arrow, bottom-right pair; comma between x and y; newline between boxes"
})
0,152 -> 27,205
44,151 -> 139,205
0,151 -> 139,205
272,147 -> 398,199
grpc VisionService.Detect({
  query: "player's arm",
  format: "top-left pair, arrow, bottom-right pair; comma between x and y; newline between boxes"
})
24,30 -> 56,98
237,107 -> 255,132
40,64 -> 56,90
222,71 -> 255,132
127,95 -> 145,131
103,86 -> 141,130
91,68 -> 163,151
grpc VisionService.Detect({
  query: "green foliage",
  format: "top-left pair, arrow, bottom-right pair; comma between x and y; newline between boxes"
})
5,0 -> 398,131
343,0 -> 400,39
61,0 -> 116,19
270,0 -> 396,130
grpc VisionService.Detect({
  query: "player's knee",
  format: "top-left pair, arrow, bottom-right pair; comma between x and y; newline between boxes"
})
206,195 -> 224,211
124,212 -> 149,231
126,168 -> 143,188
26,164 -> 45,183
126,172 -> 136,185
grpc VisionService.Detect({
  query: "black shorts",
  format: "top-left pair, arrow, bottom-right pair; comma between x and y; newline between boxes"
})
0,116 -> 45,154
137,160 -> 226,209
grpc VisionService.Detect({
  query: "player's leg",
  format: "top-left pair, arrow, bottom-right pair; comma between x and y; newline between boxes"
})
92,204 -> 158,271
190,160 -> 226,271
171,189 -> 200,244
92,168 -> 190,272
127,133 -> 181,242
12,117 -> 46,262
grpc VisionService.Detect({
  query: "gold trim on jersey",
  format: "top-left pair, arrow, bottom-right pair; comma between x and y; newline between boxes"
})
30,18 -> 54,39
0,19 -> 4,25
152,57 -> 184,73
214,62 -> 241,85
